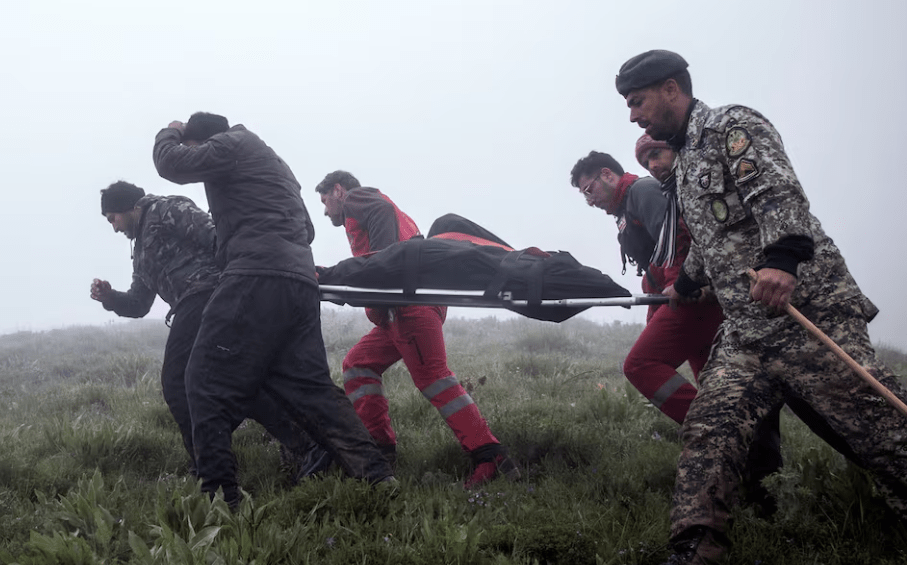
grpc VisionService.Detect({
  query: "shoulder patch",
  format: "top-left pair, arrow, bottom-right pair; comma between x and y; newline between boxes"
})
726,127 -> 751,157
736,159 -> 759,183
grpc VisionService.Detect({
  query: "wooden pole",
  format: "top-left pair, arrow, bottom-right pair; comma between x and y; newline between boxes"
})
747,268 -> 907,418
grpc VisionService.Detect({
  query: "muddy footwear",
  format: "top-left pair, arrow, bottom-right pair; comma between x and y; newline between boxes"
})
465,443 -> 521,489
378,443 -> 398,472
216,486 -> 242,513
659,526 -> 728,565
283,443 -> 335,483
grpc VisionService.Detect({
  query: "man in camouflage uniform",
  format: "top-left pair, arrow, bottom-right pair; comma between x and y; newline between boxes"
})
92,181 -> 317,478
614,50 -> 907,564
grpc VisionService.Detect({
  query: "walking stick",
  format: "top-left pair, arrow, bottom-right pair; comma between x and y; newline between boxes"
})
747,269 -> 907,418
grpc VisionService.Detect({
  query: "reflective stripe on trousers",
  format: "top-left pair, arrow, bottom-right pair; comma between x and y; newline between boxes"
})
421,374 -> 477,419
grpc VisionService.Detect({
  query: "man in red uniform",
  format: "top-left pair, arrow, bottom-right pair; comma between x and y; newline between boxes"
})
622,137 -> 724,423
570,149 -> 723,423
315,170 -> 519,489
569,149 -> 790,514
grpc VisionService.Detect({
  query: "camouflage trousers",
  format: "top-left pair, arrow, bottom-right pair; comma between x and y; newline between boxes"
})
671,297 -> 907,541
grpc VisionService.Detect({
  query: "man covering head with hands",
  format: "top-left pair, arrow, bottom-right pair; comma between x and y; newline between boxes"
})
153,113 -> 394,508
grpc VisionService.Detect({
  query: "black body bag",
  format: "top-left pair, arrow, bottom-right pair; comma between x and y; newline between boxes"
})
318,215 -> 629,322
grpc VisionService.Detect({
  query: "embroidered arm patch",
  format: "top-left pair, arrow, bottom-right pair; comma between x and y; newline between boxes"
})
736,159 -> 759,183
726,127 -> 751,157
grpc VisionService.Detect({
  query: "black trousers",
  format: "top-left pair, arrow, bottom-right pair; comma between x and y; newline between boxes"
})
185,275 -> 392,502
161,290 -> 319,472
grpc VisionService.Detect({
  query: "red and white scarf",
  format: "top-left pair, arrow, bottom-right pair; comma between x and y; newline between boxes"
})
603,173 -> 638,215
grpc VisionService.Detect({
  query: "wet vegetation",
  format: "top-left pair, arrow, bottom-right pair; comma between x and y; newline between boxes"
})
0,312 -> 905,564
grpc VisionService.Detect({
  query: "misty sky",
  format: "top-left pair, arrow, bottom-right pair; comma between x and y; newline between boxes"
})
3,1 -> 906,350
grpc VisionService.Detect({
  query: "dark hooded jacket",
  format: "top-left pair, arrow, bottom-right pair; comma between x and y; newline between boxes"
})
153,125 -> 317,285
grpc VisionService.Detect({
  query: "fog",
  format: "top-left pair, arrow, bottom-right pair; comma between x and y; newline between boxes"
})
3,0 -> 905,351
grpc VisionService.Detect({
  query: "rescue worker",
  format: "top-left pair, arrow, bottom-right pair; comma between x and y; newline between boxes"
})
569,149 -> 795,513
569,148 -> 722,423
615,49 -> 907,564
153,113 -> 393,508
91,181 -> 319,479
314,170 -> 520,489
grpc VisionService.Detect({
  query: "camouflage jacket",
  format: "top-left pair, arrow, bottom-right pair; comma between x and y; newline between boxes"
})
675,100 -> 875,343
102,195 -> 219,318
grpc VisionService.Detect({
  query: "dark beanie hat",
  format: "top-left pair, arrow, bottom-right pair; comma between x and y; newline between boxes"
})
101,181 -> 145,215
182,112 -> 230,142
615,50 -> 688,97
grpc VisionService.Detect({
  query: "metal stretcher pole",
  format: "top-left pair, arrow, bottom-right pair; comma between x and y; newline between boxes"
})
318,285 -> 669,308
505,295 -> 669,307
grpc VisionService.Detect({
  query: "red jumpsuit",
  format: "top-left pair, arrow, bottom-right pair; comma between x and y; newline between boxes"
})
614,177 -> 723,424
624,224 -> 723,424
339,188 -> 500,452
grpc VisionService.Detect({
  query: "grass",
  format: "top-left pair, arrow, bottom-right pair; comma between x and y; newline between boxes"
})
0,313 -> 905,564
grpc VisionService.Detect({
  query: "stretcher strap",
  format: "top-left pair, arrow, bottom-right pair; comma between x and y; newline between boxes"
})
403,240 -> 420,297
483,250 -> 545,304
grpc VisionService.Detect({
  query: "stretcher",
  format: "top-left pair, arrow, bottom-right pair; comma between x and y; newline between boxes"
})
316,213 -> 670,322
320,284 -> 668,312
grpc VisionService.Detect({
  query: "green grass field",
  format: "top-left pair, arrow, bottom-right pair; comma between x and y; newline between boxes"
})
0,311 -> 905,564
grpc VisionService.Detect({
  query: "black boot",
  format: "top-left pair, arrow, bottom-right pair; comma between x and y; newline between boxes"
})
377,443 -> 397,472
282,443 -> 335,483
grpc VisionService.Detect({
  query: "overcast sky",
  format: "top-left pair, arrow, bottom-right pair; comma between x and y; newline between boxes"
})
3,0 -> 906,351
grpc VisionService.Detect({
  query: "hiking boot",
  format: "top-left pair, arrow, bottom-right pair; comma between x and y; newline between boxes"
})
286,443 -> 335,483
378,443 -> 398,472
464,443 -> 521,489
659,526 -> 728,565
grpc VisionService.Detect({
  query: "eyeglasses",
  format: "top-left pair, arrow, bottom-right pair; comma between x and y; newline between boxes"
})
580,176 -> 599,195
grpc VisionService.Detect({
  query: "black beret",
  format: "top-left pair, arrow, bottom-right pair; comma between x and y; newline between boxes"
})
615,50 -> 688,97
101,182 -> 145,215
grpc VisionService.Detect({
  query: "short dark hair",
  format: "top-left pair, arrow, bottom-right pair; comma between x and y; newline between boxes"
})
315,170 -> 361,194
663,69 -> 693,97
570,152 -> 625,188
100,181 -> 145,215
183,112 -> 230,142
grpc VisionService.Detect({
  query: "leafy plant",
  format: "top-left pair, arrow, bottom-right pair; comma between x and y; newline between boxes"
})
0,315 -> 906,564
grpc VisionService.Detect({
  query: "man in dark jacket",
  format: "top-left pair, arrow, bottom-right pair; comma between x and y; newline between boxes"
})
92,180 -> 319,478
153,113 -> 393,507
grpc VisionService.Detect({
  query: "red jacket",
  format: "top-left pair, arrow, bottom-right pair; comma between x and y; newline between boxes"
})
342,188 -> 420,256
341,187 -> 427,325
